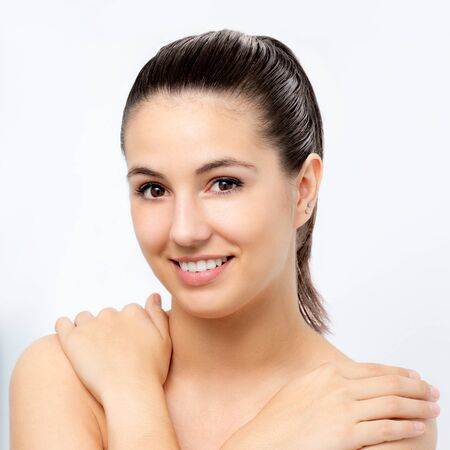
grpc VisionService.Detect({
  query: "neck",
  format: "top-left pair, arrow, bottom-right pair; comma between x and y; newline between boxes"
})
165,263 -> 319,388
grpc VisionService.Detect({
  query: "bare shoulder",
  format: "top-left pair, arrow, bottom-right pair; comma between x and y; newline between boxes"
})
311,340 -> 438,449
9,333 -> 107,450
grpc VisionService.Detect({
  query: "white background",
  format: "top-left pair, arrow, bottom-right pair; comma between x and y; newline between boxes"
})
1,0 -> 449,447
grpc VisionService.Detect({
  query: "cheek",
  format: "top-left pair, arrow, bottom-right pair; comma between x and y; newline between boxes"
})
130,184 -> 293,256
130,204 -> 169,256
226,186 -> 293,269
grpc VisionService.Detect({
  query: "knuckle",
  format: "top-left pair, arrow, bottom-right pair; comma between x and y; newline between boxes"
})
365,363 -> 383,376
357,361 -> 380,377
74,310 -> 89,319
320,361 -> 339,377
386,374 -> 402,391
335,381 -> 351,398
333,421 -> 353,443
336,396 -> 353,416
122,303 -> 143,314
395,367 -> 410,378
378,420 -> 395,440
98,307 -> 116,317
385,395 -> 400,413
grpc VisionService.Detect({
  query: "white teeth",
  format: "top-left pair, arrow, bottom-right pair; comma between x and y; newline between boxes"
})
179,256 -> 230,272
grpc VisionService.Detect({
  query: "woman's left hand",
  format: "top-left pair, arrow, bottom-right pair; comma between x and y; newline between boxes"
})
54,293 -> 172,406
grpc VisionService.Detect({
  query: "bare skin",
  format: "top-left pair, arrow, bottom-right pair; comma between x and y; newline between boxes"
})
123,89 -> 342,446
63,313 -> 437,450
123,90 -> 438,449
10,90 -> 439,449
162,310 -> 355,450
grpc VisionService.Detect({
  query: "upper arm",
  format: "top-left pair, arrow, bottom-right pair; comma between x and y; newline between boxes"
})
9,333 -> 105,450
362,418 -> 437,450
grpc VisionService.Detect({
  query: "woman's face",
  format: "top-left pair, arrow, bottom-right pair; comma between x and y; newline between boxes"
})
125,91 -> 302,319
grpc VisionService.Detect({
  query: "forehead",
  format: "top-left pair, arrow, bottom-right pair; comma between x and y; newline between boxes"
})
124,91 -> 271,163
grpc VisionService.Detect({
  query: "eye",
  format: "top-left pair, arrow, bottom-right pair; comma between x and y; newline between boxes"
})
136,183 -> 166,199
134,177 -> 244,200
210,177 -> 244,195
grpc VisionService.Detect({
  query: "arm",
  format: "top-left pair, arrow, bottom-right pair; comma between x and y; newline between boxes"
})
220,418 -> 437,450
9,334 -> 181,450
9,334 -> 103,450
102,383 -> 180,450
219,361 -> 439,450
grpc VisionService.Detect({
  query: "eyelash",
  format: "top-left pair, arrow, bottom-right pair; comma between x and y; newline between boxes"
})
135,177 -> 244,200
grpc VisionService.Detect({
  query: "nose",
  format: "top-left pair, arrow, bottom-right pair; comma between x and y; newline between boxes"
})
169,193 -> 212,247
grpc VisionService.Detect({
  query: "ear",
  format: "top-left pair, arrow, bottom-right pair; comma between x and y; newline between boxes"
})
292,153 -> 323,229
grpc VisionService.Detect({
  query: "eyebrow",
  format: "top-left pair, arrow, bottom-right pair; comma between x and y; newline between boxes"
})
126,157 -> 258,181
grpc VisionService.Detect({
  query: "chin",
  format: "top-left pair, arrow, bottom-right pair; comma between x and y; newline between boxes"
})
172,292 -> 245,320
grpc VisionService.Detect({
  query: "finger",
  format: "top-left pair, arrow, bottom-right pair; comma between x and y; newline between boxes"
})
349,374 -> 435,402
145,293 -> 160,309
339,361 -> 421,380
121,302 -> 145,314
352,419 -> 426,448
54,316 -> 75,342
97,306 -> 118,317
145,293 -> 170,339
74,310 -> 94,326
354,395 -> 439,421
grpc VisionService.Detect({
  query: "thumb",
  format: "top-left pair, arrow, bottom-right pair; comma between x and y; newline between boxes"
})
145,293 -> 170,338
145,292 -> 160,311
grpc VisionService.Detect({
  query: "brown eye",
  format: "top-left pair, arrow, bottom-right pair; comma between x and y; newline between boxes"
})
136,183 -> 166,199
210,177 -> 244,195
214,179 -> 234,192
135,177 -> 244,200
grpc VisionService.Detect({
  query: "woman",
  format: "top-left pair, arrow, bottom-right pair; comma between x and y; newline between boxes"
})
10,29 -> 440,449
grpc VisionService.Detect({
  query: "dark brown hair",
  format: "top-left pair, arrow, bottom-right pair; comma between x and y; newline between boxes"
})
120,29 -> 332,335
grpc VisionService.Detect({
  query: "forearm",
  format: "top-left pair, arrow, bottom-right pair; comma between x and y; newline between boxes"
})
102,383 -> 180,450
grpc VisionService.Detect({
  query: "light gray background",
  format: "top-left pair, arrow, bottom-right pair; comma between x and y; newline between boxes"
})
1,0 -> 449,447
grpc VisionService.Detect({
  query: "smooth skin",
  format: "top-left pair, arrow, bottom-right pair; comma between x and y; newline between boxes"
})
9,91 -> 439,449
10,293 -> 178,450
220,362 -> 439,449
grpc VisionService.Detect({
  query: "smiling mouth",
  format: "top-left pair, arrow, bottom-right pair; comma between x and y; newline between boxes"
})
171,256 -> 235,269
170,255 -> 235,286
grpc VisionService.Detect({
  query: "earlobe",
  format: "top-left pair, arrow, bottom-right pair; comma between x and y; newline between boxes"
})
292,155 -> 322,228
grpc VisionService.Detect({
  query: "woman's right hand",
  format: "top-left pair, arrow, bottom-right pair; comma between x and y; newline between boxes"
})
221,361 -> 440,450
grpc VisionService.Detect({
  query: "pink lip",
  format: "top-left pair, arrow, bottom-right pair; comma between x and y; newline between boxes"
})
172,254 -> 232,263
171,257 -> 235,286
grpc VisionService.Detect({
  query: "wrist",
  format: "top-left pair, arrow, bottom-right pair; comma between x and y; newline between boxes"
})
103,383 -> 180,450
101,379 -> 163,408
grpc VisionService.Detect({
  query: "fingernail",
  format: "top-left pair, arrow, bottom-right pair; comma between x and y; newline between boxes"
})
429,403 -> 440,416
429,384 -> 440,400
413,421 -> 425,432
408,370 -> 421,379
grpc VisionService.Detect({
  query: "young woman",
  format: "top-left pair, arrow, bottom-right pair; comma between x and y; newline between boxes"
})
10,29 -> 440,450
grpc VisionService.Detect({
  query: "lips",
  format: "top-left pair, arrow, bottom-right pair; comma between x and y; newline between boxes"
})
171,255 -> 235,286
171,255 -> 234,264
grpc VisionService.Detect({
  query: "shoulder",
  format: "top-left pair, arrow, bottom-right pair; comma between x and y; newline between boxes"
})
9,333 -> 107,450
306,339 -> 438,448
11,333 -> 71,376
